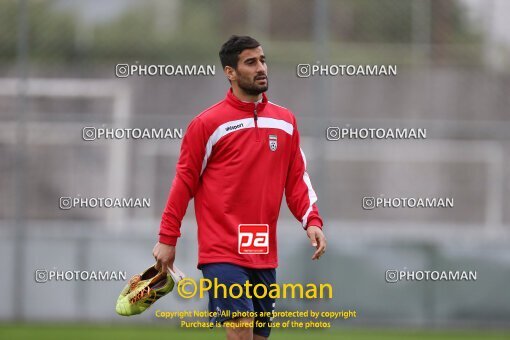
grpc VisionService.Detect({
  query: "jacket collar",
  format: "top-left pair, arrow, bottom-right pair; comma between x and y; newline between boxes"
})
225,88 -> 268,112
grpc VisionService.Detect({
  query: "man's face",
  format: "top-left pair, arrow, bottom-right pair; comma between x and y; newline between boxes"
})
232,46 -> 268,95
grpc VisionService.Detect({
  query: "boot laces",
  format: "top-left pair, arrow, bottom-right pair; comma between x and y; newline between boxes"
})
130,286 -> 157,304
128,275 -> 141,292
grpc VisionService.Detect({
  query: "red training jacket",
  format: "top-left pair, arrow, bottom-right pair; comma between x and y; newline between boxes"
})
159,89 -> 323,269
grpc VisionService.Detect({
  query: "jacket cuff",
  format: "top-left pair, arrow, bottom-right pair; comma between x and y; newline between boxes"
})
159,234 -> 178,246
305,217 -> 323,230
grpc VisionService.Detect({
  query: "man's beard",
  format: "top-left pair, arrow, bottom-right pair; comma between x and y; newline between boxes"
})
237,74 -> 268,96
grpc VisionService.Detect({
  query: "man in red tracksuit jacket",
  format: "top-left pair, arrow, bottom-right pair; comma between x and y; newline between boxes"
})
153,35 -> 326,340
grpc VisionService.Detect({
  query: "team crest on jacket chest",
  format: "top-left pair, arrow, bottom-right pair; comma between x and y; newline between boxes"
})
269,135 -> 277,151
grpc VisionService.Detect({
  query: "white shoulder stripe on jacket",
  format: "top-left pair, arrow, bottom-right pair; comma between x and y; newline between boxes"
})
200,117 -> 294,175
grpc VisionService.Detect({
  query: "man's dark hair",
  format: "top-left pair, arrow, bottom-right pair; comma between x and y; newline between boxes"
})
219,35 -> 260,69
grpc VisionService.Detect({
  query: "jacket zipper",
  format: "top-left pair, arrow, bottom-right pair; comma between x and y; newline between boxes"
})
254,107 -> 260,142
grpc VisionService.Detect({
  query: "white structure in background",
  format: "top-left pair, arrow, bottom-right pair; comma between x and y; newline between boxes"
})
0,78 -> 132,228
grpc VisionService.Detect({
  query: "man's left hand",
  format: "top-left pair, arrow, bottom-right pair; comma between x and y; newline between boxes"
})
306,225 -> 327,260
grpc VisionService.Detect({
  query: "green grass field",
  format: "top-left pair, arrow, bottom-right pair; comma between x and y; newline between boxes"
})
1,325 -> 509,340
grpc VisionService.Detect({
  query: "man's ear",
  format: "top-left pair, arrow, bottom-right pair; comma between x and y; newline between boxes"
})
224,66 -> 236,82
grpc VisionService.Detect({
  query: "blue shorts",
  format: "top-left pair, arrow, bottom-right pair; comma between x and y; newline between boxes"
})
200,263 -> 276,337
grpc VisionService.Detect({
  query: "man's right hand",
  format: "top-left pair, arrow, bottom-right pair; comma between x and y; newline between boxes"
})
152,242 -> 176,273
